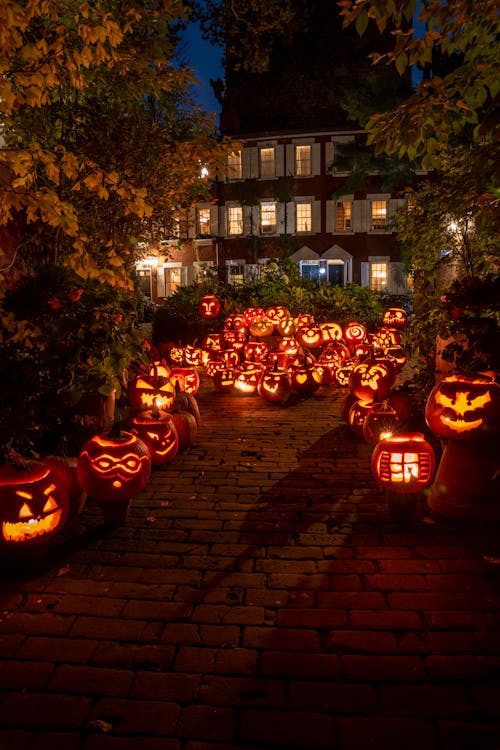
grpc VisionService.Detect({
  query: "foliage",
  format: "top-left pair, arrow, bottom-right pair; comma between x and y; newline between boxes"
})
0,263 -> 148,456
153,269 -> 385,345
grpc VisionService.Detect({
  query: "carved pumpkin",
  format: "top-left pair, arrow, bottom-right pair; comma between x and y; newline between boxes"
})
244,340 -> 270,362
277,317 -> 296,337
382,307 -> 408,330
222,326 -> 248,349
362,402 -> 401,445
333,358 -> 359,387
258,361 -> 291,404
348,399 -> 375,437
168,366 -> 200,396
234,362 -> 265,394
320,322 -> 344,344
249,319 -> 275,338
319,341 -> 351,366
289,357 -> 322,396
170,410 -> 198,450
243,307 -> 266,326
198,294 -> 221,319
371,432 -> 436,494
212,364 -> 237,392
222,348 -> 241,368
77,428 -> 151,501
224,313 -> 247,331
294,313 -> 315,329
183,343 -> 205,367
131,404 -> 179,465
349,361 -> 395,402
385,345 -> 407,372
278,336 -> 302,357
425,373 -> 500,441
265,306 -> 291,330
169,344 -> 185,366
295,325 -> 324,350
202,332 -> 224,356
170,381 -> 200,424
128,363 -> 175,411
343,322 -> 367,348
0,458 -> 70,546
370,327 -> 401,351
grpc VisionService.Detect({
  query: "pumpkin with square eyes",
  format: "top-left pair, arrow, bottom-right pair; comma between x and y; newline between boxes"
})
131,404 -> 179,465
371,432 -> 436,493
77,429 -> 151,501
211,363 -> 238,392
0,460 -> 70,546
425,373 -> 500,441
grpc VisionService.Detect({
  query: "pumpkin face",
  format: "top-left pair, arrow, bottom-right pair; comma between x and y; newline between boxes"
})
222,348 -> 241,368
243,307 -> 266,326
128,363 -> 175,411
371,432 -> 436,493
168,366 -> 200,396
294,313 -> 315,329
348,399 -> 374,437
278,336 -> 301,356
131,409 -> 179,465
349,362 -> 395,402
296,325 -> 324,350
77,431 -> 151,501
320,321 -> 343,344
370,328 -> 401,351
320,341 -> 351,365
198,294 -> 221,319
169,345 -> 185,365
234,362 -> 265,394
184,344 -> 205,367
212,364 -> 237,392
223,327 -> 248,349
258,363 -> 292,404
382,307 -> 408,330
244,340 -> 269,362
0,461 -> 70,546
277,317 -> 296,337
289,361 -> 322,396
249,319 -> 275,338
265,306 -> 290,328
202,333 -> 224,355
425,373 -> 500,441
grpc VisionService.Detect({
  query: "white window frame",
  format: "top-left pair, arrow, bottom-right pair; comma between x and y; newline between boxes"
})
196,207 -> 211,236
295,144 -> 312,176
336,201 -> 352,232
227,205 -> 243,235
370,261 -> 388,291
296,201 -> 312,233
227,150 -> 242,180
259,147 -> 276,179
371,200 -> 388,231
260,200 -> 277,234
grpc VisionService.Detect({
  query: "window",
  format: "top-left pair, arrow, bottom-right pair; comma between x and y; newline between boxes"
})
228,264 -> 245,285
336,201 -> 352,231
296,202 -> 312,232
260,201 -> 277,233
295,145 -> 311,176
259,147 -> 275,178
196,208 -> 211,236
370,262 -> 388,291
371,200 -> 387,230
332,142 -> 352,173
227,150 -> 242,180
227,205 -> 243,235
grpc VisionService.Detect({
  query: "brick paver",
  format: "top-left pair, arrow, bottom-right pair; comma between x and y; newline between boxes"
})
1,374 -> 500,750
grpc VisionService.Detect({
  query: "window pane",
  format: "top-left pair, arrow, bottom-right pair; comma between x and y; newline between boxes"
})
227,151 -> 242,179
295,145 -> 311,176
260,201 -> 277,233
228,206 -> 243,235
228,265 -> 244,285
332,142 -> 352,173
371,201 -> 387,230
370,262 -> 388,291
336,201 -> 352,231
296,202 -> 312,232
260,147 -> 275,178
197,208 -> 211,236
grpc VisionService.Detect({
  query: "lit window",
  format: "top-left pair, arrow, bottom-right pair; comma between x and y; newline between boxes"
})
295,145 -> 311,176
197,208 -> 211,236
227,150 -> 242,180
227,206 -> 243,235
259,147 -> 275,178
296,202 -> 312,232
370,262 -> 388,291
228,264 -> 244,285
336,201 -> 352,231
260,201 -> 277,233
371,201 -> 387,230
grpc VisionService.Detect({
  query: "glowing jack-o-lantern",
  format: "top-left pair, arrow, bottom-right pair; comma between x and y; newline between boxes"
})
128,363 -> 175,410
294,312 -> 315,329
348,399 -> 375,437
296,325 -> 324,350
349,361 -> 395,402
363,402 -> 401,445
77,428 -> 151,501
183,343 -> 205,367
202,333 -> 224,356
320,341 -> 351,366
168,366 -> 200,396
169,344 -> 185,366
234,362 -> 265,394
425,373 -> 500,441
249,319 -> 275,338
371,432 -> 436,493
258,361 -> 291,404
131,404 -> 179,465
244,340 -> 269,362
320,322 -> 344,344
224,313 -> 247,331
198,294 -> 221,319
289,357 -> 322,396
343,322 -> 367,348
265,306 -> 291,329
277,317 -> 296,337
382,307 -> 408,330
212,364 -> 237,392
243,307 -> 266,326
333,357 -> 359,387
0,459 -> 70,546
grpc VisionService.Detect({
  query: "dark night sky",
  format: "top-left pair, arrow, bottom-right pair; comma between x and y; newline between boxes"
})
181,23 -> 223,122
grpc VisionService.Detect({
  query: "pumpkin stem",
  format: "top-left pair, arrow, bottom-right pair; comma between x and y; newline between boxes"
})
7,448 -> 31,470
109,420 -> 122,439
151,399 -> 161,419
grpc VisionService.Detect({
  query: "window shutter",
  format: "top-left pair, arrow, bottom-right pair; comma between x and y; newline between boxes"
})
244,205 -> 253,235
275,145 -> 285,177
219,206 -> 227,236
360,262 -> 370,288
325,200 -> 334,233
156,268 -> 166,298
277,202 -> 285,234
210,206 -> 218,235
187,207 -> 196,238
312,200 -> 321,233
247,147 -> 258,178
285,144 -> 294,175
360,200 -> 372,232
286,202 -> 295,233
312,143 -> 321,176
325,142 -> 334,173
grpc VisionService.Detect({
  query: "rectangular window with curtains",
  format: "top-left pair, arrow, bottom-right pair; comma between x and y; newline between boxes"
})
227,205 -> 243,235
227,150 -> 242,180
371,200 -> 387,230
295,145 -> 312,176
370,262 -> 388,291
296,202 -> 312,232
260,201 -> 277,233
259,147 -> 275,178
196,208 -> 211,236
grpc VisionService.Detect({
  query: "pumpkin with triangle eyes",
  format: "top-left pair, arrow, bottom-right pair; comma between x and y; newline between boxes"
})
0,459 -> 70,546
425,373 -> 500,441
258,361 -> 292,405
131,405 -> 179,465
128,363 -> 175,411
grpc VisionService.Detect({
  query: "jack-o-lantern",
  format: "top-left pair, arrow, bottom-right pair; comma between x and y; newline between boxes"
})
244,340 -> 269,362
224,313 -> 247,331
127,363 -> 175,411
198,294 -> 221,319
315,362 -> 335,386
320,341 -> 351,366
382,307 -> 408,330
349,361 -> 395,402
362,402 -> 401,445
222,348 -> 241,368
348,399 -> 375,437
205,357 -> 223,377
183,343 -> 205,367
168,366 -> 200,396
425,373 -> 500,441
370,328 -> 401,351
223,326 -> 248,349
77,427 -> 151,501
265,306 -> 291,329
320,322 -> 344,344
234,362 -> 265,394
289,357 -> 322,396
296,325 -> 324,350
343,322 -> 367,348
371,432 -> 436,493
0,458 -> 70,546
258,361 -> 292,404
385,345 -> 407,372
333,357 -> 359,387
243,307 -> 266,326
202,333 -> 224,356
294,313 -> 315,329
131,404 -> 179,465
169,344 -> 185,366
249,319 -> 275,338
278,336 -> 302,357
277,317 -> 296,337
351,341 -> 374,360
212,364 -> 237,392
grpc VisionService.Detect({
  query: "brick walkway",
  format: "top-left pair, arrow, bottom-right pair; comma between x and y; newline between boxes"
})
1,375 -> 500,750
